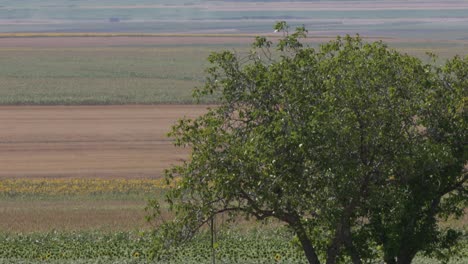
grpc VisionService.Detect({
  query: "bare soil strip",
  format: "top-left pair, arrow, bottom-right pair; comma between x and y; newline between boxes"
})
0,105 -> 208,179
0,200 -> 150,232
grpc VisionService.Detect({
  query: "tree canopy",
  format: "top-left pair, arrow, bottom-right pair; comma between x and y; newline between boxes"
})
149,23 -> 467,264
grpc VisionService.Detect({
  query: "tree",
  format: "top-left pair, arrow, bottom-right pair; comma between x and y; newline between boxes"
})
149,23 -> 467,264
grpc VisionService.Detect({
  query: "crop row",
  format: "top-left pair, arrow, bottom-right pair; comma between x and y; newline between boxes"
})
0,229 -> 465,264
0,178 -> 174,197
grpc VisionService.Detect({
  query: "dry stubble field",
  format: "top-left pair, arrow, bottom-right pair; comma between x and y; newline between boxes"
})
0,105 -> 208,179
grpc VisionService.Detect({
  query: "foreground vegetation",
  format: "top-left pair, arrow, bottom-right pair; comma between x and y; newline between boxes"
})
0,229 -> 466,264
0,229 -> 304,263
1,177 -> 464,262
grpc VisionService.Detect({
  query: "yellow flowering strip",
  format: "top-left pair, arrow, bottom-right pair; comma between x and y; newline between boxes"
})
0,178 -> 173,196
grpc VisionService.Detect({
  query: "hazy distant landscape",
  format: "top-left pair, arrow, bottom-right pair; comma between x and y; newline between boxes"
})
1,0 -> 468,39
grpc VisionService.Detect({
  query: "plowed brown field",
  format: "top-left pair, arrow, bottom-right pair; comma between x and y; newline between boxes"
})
0,105 -> 208,179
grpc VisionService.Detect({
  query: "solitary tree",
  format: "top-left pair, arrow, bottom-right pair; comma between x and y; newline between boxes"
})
150,23 -> 467,264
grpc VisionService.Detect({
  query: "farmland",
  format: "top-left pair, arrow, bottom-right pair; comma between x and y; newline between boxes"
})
0,105 -> 203,235
0,0 -> 467,263
0,105 -> 315,263
0,40 -> 213,104
0,36 -> 466,262
0,36 -> 467,105
0,229 -> 308,263
0,106 -> 466,263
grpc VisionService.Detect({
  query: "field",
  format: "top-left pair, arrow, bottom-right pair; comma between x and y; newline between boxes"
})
0,105 -> 206,231
0,35 -> 467,105
0,0 -> 467,262
0,38 -> 213,105
0,35 -> 466,263
0,105 -> 314,263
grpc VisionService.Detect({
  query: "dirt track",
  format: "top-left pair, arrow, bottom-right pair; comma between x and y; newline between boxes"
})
0,105 -> 208,179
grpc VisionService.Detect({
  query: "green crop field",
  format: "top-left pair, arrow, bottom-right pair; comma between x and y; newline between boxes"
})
0,45 -> 225,105
0,229 -> 306,264
0,37 -> 466,105
0,227 -> 466,264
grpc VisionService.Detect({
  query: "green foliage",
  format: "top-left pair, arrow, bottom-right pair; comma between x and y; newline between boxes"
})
151,22 -> 467,264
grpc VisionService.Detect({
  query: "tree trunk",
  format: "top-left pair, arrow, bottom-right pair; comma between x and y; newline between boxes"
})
283,213 -> 321,264
326,235 -> 340,264
384,256 -> 396,264
396,257 -> 414,264
396,251 -> 416,264
296,228 -> 321,264
343,227 -> 362,264
326,171 -> 370,264
326,215 -> 362,264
